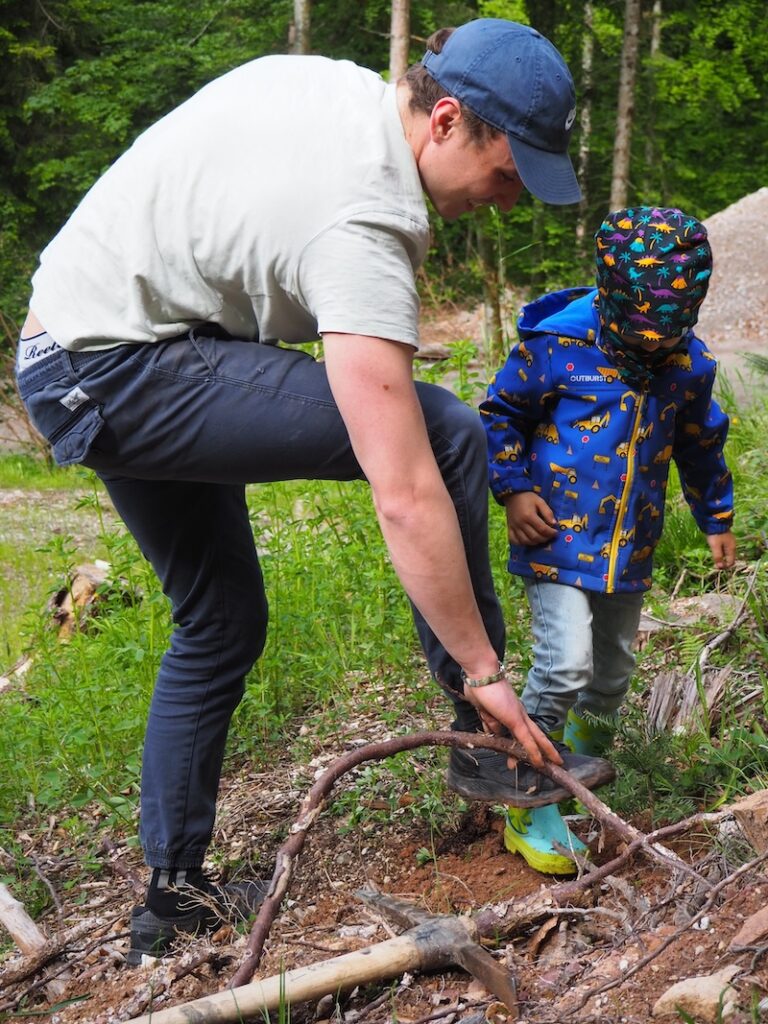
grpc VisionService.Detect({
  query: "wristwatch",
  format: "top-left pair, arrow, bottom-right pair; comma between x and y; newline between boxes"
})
460,662 -> 507,688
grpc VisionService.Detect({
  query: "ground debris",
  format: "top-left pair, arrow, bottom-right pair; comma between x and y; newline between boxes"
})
3,702 -> 768,1023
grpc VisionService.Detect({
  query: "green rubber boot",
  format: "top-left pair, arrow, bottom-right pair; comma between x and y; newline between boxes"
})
503,804 -> 588,875
563,708 -> 615,756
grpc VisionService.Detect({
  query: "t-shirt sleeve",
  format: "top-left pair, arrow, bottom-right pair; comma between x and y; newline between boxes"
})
296,214 -> 427,347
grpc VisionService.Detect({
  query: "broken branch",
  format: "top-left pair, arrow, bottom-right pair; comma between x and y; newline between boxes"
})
232,730 -> 687,988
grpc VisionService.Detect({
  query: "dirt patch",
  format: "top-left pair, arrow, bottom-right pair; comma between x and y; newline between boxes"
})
2,688 -> 767,1024
697,187 -> 768,382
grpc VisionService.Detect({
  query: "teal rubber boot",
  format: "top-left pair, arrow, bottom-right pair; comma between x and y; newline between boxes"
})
563,708 -> 615,814
503,804 -> 588,875
564,708 -> 615,756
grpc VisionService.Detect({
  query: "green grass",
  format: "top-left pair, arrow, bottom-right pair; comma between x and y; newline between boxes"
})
0,475 -> 425,828
1,374 -> 767,889
0,453 -> 87,489
0,466 -> 114,663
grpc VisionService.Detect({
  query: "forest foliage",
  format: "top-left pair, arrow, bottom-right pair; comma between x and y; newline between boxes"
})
1,0 -> 766,334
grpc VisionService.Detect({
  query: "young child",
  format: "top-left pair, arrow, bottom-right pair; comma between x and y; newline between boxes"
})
481,206 -> 736,874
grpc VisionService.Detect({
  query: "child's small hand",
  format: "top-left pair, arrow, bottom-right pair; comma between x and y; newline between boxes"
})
505,492 -> 558,546
706,530 -> 737,569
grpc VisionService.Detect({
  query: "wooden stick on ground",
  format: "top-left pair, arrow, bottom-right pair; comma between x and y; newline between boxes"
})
231,729 -> 690,988
0,882 -> 48,956
126,932 -> 448,1024
124,802 -> 736,1024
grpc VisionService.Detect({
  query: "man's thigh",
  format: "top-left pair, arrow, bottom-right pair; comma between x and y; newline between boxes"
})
73,330 -> 363,483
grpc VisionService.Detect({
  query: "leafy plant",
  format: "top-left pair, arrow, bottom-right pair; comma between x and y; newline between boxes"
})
330,746 -> 465,837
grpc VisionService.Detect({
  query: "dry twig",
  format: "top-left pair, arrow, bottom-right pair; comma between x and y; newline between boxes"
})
231,730 -> 692,988
563,847 -> 768,1016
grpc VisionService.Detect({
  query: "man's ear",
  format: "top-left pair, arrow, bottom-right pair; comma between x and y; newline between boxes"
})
428,96 -> 463,142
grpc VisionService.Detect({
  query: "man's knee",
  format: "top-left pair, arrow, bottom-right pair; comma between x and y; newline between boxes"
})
223,601 -> 269,677
417,384 -> 486,467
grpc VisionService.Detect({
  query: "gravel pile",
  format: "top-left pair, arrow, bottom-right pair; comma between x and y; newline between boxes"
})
698,188 -> 768,373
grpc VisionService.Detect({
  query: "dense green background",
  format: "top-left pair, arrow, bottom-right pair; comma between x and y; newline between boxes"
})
1,0 -> 766,331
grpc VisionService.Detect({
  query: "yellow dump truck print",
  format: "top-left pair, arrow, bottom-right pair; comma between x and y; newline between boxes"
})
596,365 -> 621,383
535,422 -> 560,444
549,462 -> 577,484
529,562 -> 559,580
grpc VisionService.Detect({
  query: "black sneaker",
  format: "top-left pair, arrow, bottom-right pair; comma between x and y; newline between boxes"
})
446,724 -> 615,807
127,877 -> 269,965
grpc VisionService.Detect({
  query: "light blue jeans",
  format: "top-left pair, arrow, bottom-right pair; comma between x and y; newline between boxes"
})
520,579 -> 644,730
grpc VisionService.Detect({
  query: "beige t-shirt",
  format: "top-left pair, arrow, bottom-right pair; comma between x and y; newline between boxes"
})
31,56 -> 429,351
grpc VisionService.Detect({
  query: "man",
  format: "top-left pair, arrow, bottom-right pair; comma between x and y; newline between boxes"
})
17,19 -> 613,962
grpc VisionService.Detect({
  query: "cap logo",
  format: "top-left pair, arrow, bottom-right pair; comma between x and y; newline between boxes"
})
565,106 -> 576,131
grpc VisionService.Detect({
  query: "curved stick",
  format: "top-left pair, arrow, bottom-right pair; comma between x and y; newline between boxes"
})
230,729 -> 685,987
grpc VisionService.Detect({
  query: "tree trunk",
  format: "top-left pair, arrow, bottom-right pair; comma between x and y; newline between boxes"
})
290,0 -> 311,55
643,0 -> 663,196
575,1 -> 594,258
609,0 -> 642,210
528,201 -> 545,303
389,0 -> 411,80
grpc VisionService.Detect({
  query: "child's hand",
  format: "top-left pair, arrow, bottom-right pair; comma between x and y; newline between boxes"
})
505,492 -> 558,546
706,530 -> 737,569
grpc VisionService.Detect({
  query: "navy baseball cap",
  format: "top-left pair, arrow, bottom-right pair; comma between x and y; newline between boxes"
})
422,19 -> 581,205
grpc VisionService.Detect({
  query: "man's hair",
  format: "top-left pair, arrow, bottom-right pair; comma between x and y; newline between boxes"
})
401,28 -> 501,146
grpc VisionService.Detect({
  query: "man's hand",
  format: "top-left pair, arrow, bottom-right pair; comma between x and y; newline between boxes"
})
505,491 -> 558,546
706,530 -> 737,569
461,677 -> 563,770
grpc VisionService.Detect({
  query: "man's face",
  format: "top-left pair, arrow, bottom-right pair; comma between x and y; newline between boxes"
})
417,98 -> 524,220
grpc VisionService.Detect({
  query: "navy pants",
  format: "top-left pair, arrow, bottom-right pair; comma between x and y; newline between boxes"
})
17,327 -> 505,869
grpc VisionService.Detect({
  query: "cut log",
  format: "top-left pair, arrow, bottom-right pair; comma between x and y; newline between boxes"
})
731,789 -> 768,854
48,560 -> 137,639
0,882 -> 48,955
48,561 -> 111,638
0,884 -> 72,999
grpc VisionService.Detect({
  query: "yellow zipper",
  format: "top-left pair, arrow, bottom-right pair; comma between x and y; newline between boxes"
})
607,391 -> 646,593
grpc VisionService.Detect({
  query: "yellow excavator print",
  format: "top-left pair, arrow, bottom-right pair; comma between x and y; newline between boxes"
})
494,441 -> 523,462
558,513 -> 588,532
573,411 -> 611,433
598,494 -> 620,515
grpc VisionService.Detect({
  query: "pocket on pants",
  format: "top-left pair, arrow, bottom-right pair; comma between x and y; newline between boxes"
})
23,374 -> 105,467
